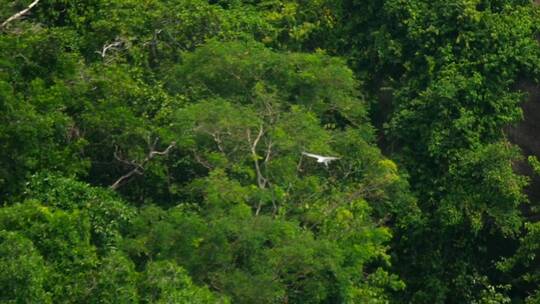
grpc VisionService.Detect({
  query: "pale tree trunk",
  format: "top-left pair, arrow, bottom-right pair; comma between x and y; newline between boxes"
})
1,0 -> 40,29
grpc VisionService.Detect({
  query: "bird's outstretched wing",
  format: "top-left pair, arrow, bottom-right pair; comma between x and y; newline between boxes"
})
323,156 -> 340,161
302,152 -> 340,162
302,152 -> 323,159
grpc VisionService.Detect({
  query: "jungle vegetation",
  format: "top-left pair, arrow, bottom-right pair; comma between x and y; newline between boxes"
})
1,0 -> 540,303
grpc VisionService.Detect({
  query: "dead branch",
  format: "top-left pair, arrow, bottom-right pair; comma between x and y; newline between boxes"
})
247,125 -> 266,189
206,131 -> 226,153
110,139 -> 176,190
342,162 -> 355,179
264,140 -> 273,164
99,40 -> 123,58
1,0 -> 40,29
247,125 -> 269,216
114,146 -> 139,167
149,142 -> 175,157
192,150 -> 213,170
110,167 -> 143,191
262,139 -> 277,215
296,154 -> 304,172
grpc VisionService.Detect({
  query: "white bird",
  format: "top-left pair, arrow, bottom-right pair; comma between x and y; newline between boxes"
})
302,152 -> 340,167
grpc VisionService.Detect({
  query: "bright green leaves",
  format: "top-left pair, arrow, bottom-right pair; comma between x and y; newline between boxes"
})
0,231 -> 51,303
149,39 -> 414,302
139,260 -> 223,304
0,200 -> 97,302
169,40 -> 365,124
445,142 -> 527,234
175,99 -> 260,156
25,174 -> 136,250
6,0 -> 523,302
91,252 -> 140,303
529,155 -> 540,176
377,1 -> 534,248
122,203 -> 400,303
0,177 -> 218,303
497,221 -> 540,303
166,40 -> 415,226
390,65 -> 523,165
274,106 -> 333,153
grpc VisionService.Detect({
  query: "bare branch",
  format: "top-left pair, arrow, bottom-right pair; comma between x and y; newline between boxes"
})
146,135 -> 155,150
193,150 -> 213,170
342,163 -> 355,179
296,154 -> 304,173
1,0 -> 40,29
101,40 -> 123,57
149,143 -> 175,158
253,125 -> 264,151
264,140 -> 273,164
210,132 -> 225,153
110,139 -> 176,190
346,180 -> 386,202
247,125 -> 266,189
110,168 -> 143,190
247,125 -> 269,216
114,146 -> 138,167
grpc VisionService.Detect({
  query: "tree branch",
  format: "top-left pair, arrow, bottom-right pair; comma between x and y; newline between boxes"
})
149,142 -> 175,158
247,125 -> 268,216
192,150 -> 213,170
97,39 -> 124,58
110,139 -> 176,190
110,168 -> 143,191
209,131 -> 226,153
114,145 -> 138,167
296,154 -> 304,173
247,125 -> 266,189
1,0 -> 40,29
264,140 -> 273,164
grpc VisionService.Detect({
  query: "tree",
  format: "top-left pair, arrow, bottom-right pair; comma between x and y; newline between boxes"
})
325,0 -> 540,302
140,39 -> 415,302
139,260 -> 225,304
0,231 -> 51,303
2,0 -> 538,302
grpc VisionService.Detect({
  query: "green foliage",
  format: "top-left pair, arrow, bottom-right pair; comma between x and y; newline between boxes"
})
25,174 -> 136,250
323,0 -> 540,302
0,182 -> 216,302
123,203 -> 400,303
0,200 -> 97,302
1,0 -> 539,302
91,252 -> 140,303
529,155 -> 540,175
0,231 -> 51,303
167,40 -> 416,223
0,68 -> 88,199
498,222 -> 540,304
139,260 -> 225,304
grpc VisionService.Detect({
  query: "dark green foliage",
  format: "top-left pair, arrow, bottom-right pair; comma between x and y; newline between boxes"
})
320,0 -> 540,302
1,0 -> 540,303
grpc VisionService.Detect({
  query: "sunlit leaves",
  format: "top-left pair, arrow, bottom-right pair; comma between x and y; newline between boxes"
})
0,231 -> 51,303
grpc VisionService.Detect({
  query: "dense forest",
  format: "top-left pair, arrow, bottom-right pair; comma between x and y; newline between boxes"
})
1,0 -> 540,303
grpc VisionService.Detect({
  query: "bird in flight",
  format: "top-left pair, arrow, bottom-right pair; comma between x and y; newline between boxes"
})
302,152 -> 340,167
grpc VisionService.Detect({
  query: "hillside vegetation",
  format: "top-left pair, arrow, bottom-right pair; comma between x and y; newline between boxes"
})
1,0 -> 540,303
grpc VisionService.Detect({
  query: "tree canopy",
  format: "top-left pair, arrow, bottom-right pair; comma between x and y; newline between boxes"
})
1,0 -> 540,303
